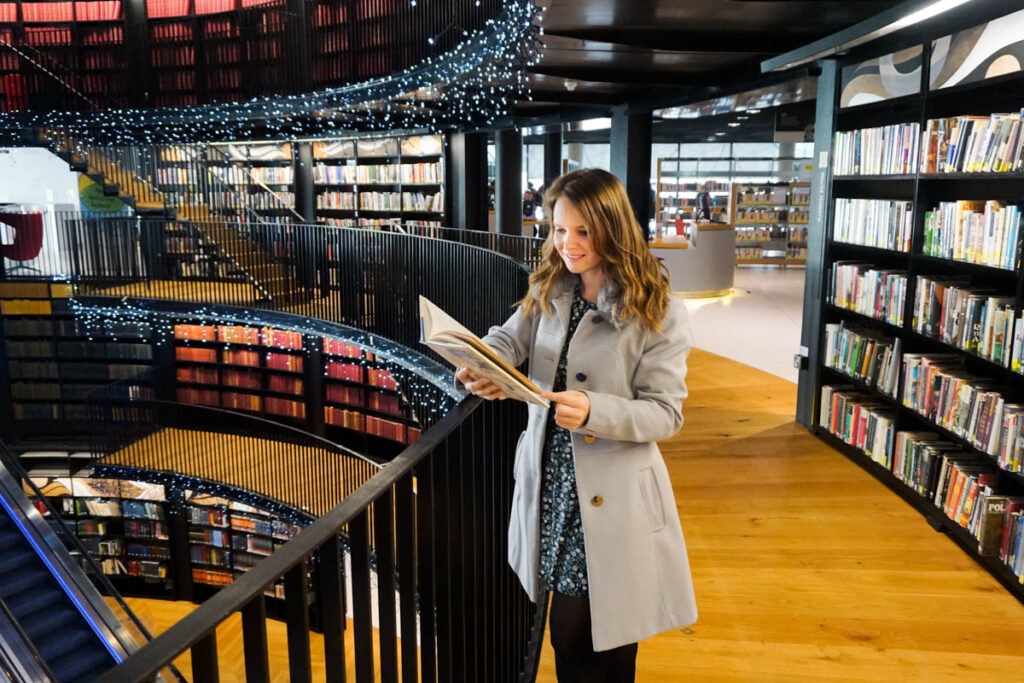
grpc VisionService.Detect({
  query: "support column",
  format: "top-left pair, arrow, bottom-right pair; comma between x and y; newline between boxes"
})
542,129 -> 562,189
284,0 -> 312,94
122,0 -> 151,108
610,105 -> 653,237
293,142 -> 315,221
494,128 -> 522,236
444,131 -> 488,231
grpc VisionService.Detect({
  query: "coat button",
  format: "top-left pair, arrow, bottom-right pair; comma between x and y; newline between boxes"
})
592,315 -> 604,324
575,372 -> 587,382
591,495 -> 604,507
584,435 -> 596,444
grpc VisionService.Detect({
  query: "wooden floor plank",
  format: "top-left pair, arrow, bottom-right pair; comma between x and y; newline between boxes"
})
118,348 -> 1024,682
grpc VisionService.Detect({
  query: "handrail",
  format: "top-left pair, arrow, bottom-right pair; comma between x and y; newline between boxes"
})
0,444 -> 186,682
0,221 -> 543,681
97,393 -> 475,681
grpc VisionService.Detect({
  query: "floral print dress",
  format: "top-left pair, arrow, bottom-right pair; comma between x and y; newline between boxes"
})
538,288 -> 596,597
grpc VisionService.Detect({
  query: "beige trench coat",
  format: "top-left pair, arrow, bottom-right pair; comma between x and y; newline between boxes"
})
482,276 -> 698,651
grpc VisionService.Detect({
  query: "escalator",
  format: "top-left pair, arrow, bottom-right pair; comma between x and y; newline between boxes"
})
0,508 -> 118,681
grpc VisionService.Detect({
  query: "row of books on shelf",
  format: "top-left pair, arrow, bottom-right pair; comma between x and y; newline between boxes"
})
828,261 -> 907,327
735,227 -> 786,241
320,217 -> 442,229
72,498 -> 165,518
178,368 -> 302,394
833,123 -> 920,176
323,406 -> 419,443
832,198 -> 914,252
923,112 -> 1024,175
312,161 -> 443,185
188,504 -> 301,539
921,199 -> 1020,270
79,53 -> 123,70
4,317 -> 149,338
829,262 -> 1024,369
823,323 -> 900,396
174,346 -> 302,371
175,387 -> 307,416
823,350 -> 1024,466
734,208 -> 792,222
315,190 -> 443,212
900,354 -> 1018,458
173,323 -> 303,348
833,195 -> 1023,272
9,360 -> 149,381
835,110 -> 1024,177
911,276 -> 1015,365
819,385 -> 1024,579
208,165 -> 293,184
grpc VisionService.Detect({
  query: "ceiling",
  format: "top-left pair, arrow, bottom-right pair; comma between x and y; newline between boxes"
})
514,0 -> 908,142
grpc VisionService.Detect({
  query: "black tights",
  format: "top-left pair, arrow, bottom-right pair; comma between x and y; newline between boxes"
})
548,591 -> 638,683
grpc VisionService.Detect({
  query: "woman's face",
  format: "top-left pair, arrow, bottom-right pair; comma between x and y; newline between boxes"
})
552,196 -> 603,278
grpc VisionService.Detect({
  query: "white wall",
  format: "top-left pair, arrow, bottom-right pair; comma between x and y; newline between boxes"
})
0,147 -> 81,274
0,147 -> 80,208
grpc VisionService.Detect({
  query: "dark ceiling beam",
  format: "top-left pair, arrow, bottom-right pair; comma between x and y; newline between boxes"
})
542,28 -> 791,55
526,64 -> 744,88
521,89 -> 633,106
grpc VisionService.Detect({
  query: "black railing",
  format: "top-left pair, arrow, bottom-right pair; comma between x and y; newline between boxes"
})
1,220 -> 546,681
95,396 -> 545,683
11,213 -> 540,348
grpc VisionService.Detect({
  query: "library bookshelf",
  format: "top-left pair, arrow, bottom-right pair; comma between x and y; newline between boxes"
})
24,469 -> 311,606
807,6 -> 1024,602
732,181 -> 809,267
0,282 -> 432,452
313,134 -> 445,230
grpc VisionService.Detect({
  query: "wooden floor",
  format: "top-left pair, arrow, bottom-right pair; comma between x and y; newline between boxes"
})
120,348 -> 1024,682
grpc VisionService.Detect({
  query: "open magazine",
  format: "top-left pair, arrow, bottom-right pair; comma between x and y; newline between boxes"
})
418,295 -> 549,407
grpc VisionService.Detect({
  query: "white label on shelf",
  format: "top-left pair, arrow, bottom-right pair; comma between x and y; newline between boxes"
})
818,151 -> 828,168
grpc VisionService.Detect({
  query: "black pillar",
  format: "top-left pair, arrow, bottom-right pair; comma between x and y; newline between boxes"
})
542,129 -> 562,189
610,106 -> 653,236
284,0 -> 313,93
444,131 -> 488,231
293,142 -> 315,222
122,0 -> 151,109
494,128 -> 522,235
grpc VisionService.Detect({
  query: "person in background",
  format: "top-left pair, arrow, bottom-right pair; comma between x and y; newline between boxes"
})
456,168 -> 697,683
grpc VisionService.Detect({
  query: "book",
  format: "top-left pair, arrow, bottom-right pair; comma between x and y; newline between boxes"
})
418,296 -> 549,407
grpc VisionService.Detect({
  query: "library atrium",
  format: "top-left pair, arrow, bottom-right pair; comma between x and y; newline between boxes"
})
2,1 -> 1024,681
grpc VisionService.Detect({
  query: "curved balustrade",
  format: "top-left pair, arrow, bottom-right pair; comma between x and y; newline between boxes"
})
0,223 -> 545,681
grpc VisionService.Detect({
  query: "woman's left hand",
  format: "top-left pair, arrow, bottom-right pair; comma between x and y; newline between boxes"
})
541,390 -> 591,431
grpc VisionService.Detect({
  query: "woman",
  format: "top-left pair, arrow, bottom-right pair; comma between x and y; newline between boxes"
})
456,168 -> 697,682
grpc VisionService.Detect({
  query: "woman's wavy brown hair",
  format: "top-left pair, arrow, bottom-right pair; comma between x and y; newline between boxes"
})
520,168 -> 671,331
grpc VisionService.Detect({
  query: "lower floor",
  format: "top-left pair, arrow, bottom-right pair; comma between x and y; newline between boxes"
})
118,345 -> 1024,682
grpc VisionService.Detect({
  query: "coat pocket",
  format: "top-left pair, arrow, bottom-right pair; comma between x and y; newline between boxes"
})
638,466 -> 666,531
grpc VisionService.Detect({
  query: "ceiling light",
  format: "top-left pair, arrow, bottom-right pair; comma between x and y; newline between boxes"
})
715,132 -> 726,136
563,79 -> 578,92
747,109 -> 761,115
728,122 -> 741,127
763,0 -> 977,72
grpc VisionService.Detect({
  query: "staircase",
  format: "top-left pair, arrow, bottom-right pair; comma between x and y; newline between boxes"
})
40,129 -> 312,307
177,204 -> 312,306
0,510 -> 119,682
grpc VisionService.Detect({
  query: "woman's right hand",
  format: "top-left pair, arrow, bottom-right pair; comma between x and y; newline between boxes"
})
456,367 -> 509,401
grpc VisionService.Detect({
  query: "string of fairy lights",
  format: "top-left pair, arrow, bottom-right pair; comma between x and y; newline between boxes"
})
0,0 -> 544,146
